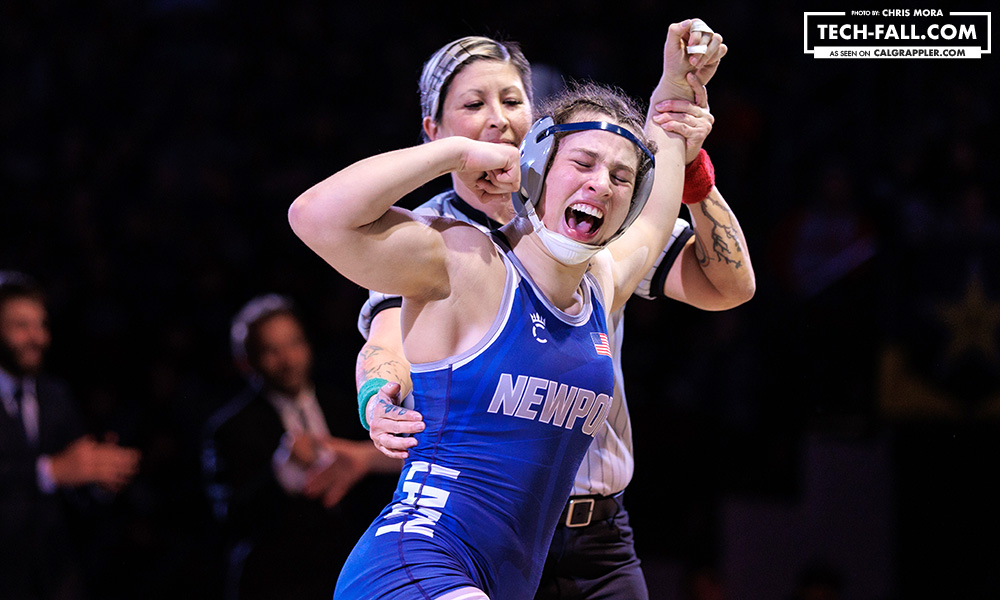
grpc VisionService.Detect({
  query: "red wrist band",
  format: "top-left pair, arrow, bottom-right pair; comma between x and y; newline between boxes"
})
682,148 -> 715,205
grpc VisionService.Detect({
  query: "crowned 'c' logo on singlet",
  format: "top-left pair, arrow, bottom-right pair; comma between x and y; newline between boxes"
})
530,312 -> 548,344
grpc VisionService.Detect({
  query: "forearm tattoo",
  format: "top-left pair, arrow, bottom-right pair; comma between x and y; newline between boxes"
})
694,196 -> 744,269
356,345 -> 409,386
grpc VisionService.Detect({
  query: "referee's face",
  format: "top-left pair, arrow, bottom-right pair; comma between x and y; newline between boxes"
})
427,61 -> 531,149
249,313 -> 312,397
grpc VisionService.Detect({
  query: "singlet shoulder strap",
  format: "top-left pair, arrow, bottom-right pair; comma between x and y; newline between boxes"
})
410,238 -> 519,373
489,230 -> 596,327
582,270 -> 607,314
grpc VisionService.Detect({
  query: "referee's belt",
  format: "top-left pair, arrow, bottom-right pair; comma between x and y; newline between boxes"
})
558,493 -> 624,528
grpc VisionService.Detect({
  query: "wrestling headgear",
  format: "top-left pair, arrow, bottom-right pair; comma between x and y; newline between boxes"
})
513,116 -> 655,265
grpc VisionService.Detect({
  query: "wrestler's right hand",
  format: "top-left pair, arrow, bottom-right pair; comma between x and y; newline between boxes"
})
453,138 -> 520,203
366,381 -> 425,460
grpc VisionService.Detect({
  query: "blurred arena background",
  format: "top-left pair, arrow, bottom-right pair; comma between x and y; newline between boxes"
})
2,1 -> 997,598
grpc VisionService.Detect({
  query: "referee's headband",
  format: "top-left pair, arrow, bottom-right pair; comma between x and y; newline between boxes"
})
419,36 -> 512,121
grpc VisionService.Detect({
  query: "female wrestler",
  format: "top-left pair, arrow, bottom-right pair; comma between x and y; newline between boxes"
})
290,20 -> 716,600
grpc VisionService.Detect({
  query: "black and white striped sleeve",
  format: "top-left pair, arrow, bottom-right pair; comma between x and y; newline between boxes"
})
357,291 -> 403,340
632,218 -> 693,301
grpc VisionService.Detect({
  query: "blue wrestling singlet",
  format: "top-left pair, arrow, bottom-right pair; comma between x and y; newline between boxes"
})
334,233 -> 616,600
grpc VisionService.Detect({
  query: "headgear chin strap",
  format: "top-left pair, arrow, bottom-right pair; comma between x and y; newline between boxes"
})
530,217 -> 603,265
512,117 -> 655,265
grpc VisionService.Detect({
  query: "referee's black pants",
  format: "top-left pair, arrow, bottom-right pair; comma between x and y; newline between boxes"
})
534,495 -> 648,600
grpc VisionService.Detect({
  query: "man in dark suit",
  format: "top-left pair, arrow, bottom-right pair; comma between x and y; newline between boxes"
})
0,271 -> 141,600
203,294 -> 399,600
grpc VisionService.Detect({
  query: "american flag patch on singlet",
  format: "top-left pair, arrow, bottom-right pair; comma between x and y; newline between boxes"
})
591,332 -> 612,357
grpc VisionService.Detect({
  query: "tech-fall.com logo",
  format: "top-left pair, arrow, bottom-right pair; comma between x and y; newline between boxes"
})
804,10 -> 991,58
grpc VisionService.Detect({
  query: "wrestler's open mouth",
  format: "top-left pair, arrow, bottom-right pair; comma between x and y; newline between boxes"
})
563,203 -> 604,242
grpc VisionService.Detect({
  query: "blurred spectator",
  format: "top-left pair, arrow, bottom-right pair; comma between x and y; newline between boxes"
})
0,271 -> 142,600
202,294 -> 398,600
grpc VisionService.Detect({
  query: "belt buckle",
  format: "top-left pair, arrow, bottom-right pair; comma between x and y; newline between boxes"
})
565,498 -> 595,528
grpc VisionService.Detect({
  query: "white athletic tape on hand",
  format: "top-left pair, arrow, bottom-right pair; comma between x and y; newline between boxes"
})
687,20 -> 713,54
690,20 -> 714,34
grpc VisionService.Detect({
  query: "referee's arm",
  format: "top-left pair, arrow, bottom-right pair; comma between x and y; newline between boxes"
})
662,185 -> 755,310
356,307 -> 424,459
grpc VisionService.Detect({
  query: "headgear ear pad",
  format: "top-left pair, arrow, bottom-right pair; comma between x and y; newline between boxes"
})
513,116 -> 556,215
617,145 -> 655,241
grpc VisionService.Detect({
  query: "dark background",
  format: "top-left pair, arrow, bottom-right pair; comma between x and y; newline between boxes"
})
2,1 -> 997,598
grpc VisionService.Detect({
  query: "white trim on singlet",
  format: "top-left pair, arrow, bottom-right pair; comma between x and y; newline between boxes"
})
410,236 -> 604,374
434,587 -> 491,600
500,237 -> 598,327
409,244 -> 518,374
